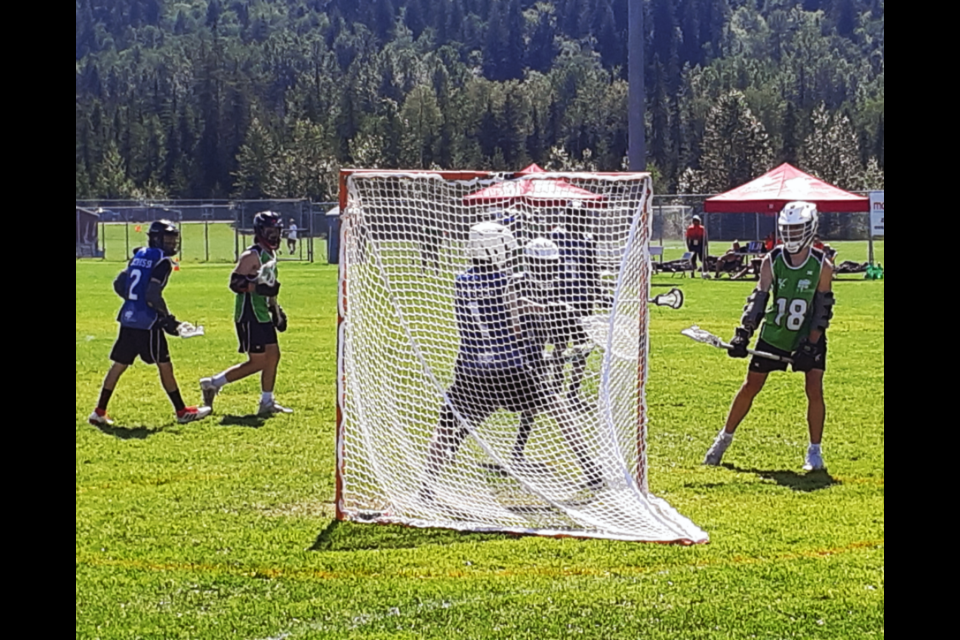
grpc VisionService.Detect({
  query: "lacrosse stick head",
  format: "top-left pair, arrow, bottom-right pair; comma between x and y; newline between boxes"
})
580,314 -> 639,361
680,325 -> 725,348
651,287 -> 684,309
257,258 -> 278,285
177,322 -> 205,339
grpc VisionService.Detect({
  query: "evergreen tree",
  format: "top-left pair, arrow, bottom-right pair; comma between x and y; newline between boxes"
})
800,103 -> 861,190
699,91 -> 772,192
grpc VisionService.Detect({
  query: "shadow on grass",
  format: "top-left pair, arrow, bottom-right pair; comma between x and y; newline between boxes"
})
92,423 -> 168,440
219,414 -> 266,428
728,465 -> 839,492
310,518 -> 518,552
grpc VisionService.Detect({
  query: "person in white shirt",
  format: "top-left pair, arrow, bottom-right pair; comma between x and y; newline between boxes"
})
286,218 -> 298,255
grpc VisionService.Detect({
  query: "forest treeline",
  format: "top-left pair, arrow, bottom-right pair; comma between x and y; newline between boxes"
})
75,0 -> 884,201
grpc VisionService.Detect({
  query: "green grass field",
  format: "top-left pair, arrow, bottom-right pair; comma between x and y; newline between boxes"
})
76,255 -> 884,639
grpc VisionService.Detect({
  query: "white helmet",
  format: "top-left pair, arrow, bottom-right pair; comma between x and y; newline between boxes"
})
467,221 -> 517,268
778,201 -> 818,253
524,237 -> 560,288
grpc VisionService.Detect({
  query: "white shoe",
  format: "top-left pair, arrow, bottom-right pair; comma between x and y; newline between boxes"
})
803,446 -> 826,471
88,409 -> 114,426
703,432 -> 732,466
177,406 -> 212,424
200,377 -> 219,408
258,400 -> 293,416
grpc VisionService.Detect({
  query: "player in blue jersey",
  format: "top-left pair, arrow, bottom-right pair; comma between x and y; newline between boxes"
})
89,221 -> 211,427
420,222 -> 602,499
549,202 -> 601,411
199,211 -> 292,417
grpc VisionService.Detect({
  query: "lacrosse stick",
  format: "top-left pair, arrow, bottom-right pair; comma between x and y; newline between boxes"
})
649,287 -> 683,309
680,325 -> 792,363
177,322 -> 205,339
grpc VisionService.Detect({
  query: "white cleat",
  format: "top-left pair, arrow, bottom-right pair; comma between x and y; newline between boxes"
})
803,446 -> 826,471
177,406 -> 212,424
258,400 -> 294,417
703,432 -> 733,466
200,377 -> 219,409
88,409 -> 114,427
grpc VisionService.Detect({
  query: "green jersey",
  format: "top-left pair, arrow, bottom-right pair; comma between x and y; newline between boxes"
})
759,247 -> 825,352
234,245 -> 277,323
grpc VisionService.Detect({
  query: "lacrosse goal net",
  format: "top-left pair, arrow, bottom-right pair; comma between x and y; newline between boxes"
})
336,169 -> 707,543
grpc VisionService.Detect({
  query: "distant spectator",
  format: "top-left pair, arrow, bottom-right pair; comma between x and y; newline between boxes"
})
286,218 -> 298,255
715,240 -> 745,278
685,215 -> 706,275
763,232 -> 776,253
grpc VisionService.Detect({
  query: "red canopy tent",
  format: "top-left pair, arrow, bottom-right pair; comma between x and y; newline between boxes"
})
703,163 -> 868,214
462,163 -> 604,207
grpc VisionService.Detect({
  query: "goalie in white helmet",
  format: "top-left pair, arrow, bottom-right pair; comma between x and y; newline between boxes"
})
703,201 -> 835,472
421,222 -> 603,500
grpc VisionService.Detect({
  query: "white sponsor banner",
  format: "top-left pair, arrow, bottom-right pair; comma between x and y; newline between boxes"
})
869,191 -> 884,237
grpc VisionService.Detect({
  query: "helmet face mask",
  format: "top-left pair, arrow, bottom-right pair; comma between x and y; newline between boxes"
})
467,221 -> 517,269
254,211 -> 283,250
778,201 -> 818,253
148,220 -> 180,255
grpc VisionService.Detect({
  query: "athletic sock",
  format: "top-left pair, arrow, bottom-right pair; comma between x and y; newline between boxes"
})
168,389 -> 186,412
97,388 -> 113,412
261,391 -> 274,404
212,373 -> 228,388
808,443 -> 821,452
717,429 -> 734,442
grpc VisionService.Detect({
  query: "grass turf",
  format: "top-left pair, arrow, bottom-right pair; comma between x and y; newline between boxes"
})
76,254 -> 883,639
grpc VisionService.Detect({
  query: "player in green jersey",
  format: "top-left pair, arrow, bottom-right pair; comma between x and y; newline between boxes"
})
199,212 -> 292,417
704,202 -> 836,471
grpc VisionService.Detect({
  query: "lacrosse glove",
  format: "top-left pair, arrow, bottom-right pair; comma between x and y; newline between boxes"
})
255,281 -> 281,297
160,314 -> 181,336
792,337 -> 824,372
271,306 -> 288,332
728,327 -> 751,358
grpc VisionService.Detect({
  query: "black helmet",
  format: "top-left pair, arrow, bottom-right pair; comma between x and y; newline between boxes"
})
148,219 -> 180,255
253,211 -> 282,249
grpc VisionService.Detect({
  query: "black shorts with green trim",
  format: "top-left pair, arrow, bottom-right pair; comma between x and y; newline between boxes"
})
110,326 -> 171,366
236,319 -> 278,354
750,337 -> 827,374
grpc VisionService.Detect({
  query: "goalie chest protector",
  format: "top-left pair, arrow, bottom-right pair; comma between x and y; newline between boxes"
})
118,247 -> 168,330
759,248 -> 825,352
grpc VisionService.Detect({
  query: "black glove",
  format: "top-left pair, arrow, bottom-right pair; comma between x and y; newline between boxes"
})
160,314 -> 181,336
728,327 -> 750,358
271,306 -> 288,332
113,271 -> 129,298
792,337 -> 824,372
255,281 -> 280,297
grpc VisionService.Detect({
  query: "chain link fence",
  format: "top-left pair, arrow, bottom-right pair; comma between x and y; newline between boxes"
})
76,199 -> 338,263
77,194 -> 878,265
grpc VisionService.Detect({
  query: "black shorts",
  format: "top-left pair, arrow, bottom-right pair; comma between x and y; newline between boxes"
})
110,326 -> 170,366
750,338 -> 827,374
445,364 -> 549,424
236,319 -> 278,354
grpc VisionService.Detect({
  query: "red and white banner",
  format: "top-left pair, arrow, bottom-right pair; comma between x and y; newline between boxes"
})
869,191 -> 884,237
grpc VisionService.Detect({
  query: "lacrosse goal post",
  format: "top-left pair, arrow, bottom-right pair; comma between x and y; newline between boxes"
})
335,169 -> 707,544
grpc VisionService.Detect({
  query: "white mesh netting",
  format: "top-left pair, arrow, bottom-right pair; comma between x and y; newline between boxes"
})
336,170 -> 707,544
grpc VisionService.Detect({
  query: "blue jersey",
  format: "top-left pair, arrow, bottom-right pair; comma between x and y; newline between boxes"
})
117,247 -> 171,329
551,228 -> 599,309
454,268 -> 525,371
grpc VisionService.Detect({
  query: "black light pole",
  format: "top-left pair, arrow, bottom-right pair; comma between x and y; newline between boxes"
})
628,0 -> 645,171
